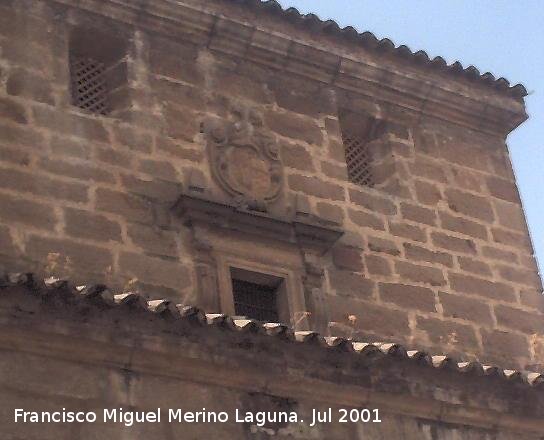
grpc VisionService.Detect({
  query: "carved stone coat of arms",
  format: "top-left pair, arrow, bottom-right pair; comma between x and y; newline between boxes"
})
203,106 -> 283,209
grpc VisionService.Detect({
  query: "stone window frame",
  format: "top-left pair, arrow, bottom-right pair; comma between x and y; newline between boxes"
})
175,193 -> 343,329
216,255 -> 302,324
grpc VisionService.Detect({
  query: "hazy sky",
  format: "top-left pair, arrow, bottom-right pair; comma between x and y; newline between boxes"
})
276,0 -> 544,275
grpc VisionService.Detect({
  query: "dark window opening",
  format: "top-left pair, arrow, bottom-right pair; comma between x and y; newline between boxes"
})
230,268 -> 284,322
68,27 -> 129,117
339,111 -> 383,187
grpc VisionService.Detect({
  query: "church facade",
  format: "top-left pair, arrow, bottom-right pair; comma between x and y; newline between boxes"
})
0,0 -> 543,438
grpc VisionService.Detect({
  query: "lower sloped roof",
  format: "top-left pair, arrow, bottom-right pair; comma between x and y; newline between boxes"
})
1,271 -> 542,388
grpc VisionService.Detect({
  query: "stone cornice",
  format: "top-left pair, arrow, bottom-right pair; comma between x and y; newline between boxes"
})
52,0 -> 527,137
174,193 -> 344,255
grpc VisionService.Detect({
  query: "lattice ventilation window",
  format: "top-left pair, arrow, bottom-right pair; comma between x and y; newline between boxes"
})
68,28 -> 129,117
339,112 -> 382,188
342,130 -> 374,187
70,57 -> 109,115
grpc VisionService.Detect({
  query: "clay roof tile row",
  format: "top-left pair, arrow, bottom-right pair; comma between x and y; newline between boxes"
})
2,272 -> 543,387
232,0 -> 527,98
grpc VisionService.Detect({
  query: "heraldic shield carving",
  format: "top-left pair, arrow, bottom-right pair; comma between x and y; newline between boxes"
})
203,105 -> 283,209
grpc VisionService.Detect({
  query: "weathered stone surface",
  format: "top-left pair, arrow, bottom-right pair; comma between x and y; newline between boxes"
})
26,235 -> 113,276
349,189 -> 397,215
417,316 -> 480,354
138,158 -> 179,181
0,0 -> 540,382
39,158 -> 116,184
395,261 -> 446,286
348,209 -> 385,231
0,192 -> 57,230
331,245 -> 363,272
288,175 -> 344,200
457,256 -> 492,276
431,232 -> 476,254
121,174 -> 182,203
365,254 -> 392,276
494,304 -> 544,334
439,212 -> 488,239
321,161 -> 347,180
403,243 -> 453,267
96,188 -> 154,224
414,180 -> 442,205
494,199 -> 528,232
449,272 -> 517,302
400,202 -> 436,226
445,189 -> 495,222
316,202 -> 344,224
410,159 -> 447,182
127,224 -> 179,259
64,208 -> 121,243
155,136 -> 203,162
481,329 -> 531,366
327,295 -> 410,340
482,245 -> 518,263
328,269 -> 374,299
389,221 -> 426,242
487,176 -> 520,203
0,96 -> 27,123
6,68 -> 55,104
439,292 -> 494,327
496,265 -> 542,288
32,106 -> 109,143
265,111 -> 323,145
119,251 -> 190,289
367,236 -> 400,256
379,282 -> 436,312
492,227 -> 533,251
0,167 -> 88,202
281,142 -> 314,171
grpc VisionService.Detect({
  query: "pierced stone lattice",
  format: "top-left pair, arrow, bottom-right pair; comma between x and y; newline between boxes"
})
70,57 -> 109,115
342,131 -> 374,187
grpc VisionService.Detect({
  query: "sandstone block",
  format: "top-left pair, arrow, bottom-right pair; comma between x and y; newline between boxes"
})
448,272 -> 516,302
379,282 -> 436,312
64,208 -> 122,243
395,261 -> 446,286
349,188 -> 397,215
439,292 -> 494,327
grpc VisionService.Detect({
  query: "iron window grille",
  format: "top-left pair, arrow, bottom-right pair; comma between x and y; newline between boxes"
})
232,278 -> 279,322
70,56 -> 109,115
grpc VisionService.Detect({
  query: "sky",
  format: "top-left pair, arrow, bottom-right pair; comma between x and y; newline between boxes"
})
277,0 -> 544,276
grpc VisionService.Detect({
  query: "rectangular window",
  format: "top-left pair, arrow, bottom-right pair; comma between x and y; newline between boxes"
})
68,27 -> 129,117
339,112 -> 383,187
230,268 -> 284,322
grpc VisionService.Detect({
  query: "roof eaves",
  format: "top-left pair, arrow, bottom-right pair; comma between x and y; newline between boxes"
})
235,0 -> 527,98
2,271 -> 542,388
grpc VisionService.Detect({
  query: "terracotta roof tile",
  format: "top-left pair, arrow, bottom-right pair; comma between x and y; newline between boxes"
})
2,271 -> 542,387
233,0 -> 527,98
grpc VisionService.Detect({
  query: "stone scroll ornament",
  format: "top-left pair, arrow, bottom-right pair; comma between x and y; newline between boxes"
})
203,106 -> 283,211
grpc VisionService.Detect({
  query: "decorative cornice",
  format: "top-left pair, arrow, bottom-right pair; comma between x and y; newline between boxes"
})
51,0 -> 528,137
174,193 -> 344,254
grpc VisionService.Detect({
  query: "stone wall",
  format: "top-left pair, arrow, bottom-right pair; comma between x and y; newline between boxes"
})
0,0 -> 542,371
0,283 -> 543,440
